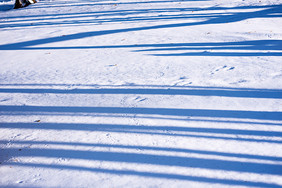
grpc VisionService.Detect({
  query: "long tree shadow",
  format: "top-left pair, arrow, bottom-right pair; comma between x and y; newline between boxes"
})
2,39 -> 278,56
135,40 -> 282,56
0,84 -> 281,98
4,162 -> 281,188
3,140 -> 282,161
1,85 -> 281,127
0,0 -> 211,25
0,83 -> 280,91
1,122 -> 281,143
1,140 -> 282,187
1,1 -> 282,186
1,105 -> 281,121
1,120 -> 282,186
3,147 -> 282,175
1,4 -> 280,29
0,4 -> 281,50
2,4 -> 277,20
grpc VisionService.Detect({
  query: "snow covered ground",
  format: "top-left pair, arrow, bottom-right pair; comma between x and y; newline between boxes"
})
0,0 -> 282,187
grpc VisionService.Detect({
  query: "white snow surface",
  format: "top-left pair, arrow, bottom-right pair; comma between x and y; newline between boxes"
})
0,0 -> 282,187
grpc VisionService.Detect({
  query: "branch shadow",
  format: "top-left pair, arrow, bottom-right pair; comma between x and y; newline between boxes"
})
1,1 -> 282,186
1,86 -> 281,185
1,140 -> 282,187
0,4 -> 281,52
3,147 -> 282,175
5,162 -> 281,188
5,140 -> 282,161
1,122 -> 281,143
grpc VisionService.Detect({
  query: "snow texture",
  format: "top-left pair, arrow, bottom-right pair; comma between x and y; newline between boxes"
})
0,0 -> 282,187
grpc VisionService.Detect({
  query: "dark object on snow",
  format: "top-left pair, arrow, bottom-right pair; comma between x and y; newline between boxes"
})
14,0 -> 37,9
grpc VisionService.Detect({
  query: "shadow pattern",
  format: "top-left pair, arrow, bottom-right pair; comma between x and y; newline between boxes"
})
0,4 -> 281,57
1,84 -> 282,186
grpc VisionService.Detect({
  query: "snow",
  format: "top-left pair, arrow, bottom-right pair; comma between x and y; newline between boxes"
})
0,0 -> 282,187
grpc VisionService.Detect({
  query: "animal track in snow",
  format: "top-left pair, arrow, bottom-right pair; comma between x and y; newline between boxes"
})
135,96 -> 147,102
211,65 -> 235,75
173,76 -> 193,86
230,79 -> 249,85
